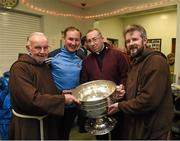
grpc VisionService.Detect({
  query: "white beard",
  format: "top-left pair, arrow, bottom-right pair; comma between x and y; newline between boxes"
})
36,58 -> 46,64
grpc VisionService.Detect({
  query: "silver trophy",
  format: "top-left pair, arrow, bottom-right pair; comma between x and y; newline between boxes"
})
72,80 -> 117,135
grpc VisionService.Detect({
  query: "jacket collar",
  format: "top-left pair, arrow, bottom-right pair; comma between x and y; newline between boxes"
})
132,48 -> 166,65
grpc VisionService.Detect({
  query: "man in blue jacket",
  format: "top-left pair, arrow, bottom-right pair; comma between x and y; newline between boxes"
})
48,26 -> 82,140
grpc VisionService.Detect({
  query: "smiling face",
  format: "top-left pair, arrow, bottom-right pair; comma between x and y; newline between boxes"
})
125,30 -> 147,58
26,32 -> 49,64
86,30 -> 104,53
64,29 -> 81,53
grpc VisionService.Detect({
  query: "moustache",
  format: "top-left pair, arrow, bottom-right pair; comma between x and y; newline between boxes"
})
129,44 -> 138,50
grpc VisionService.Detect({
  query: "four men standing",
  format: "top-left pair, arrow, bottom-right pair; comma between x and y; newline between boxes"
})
7,24 -> 174,140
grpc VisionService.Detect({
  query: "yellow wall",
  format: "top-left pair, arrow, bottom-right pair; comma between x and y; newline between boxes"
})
15,1 -> 177,55
15,0 -> 94,50
94,10 -> 177,56
122,10 -> 177,55
93,17 -> 124,47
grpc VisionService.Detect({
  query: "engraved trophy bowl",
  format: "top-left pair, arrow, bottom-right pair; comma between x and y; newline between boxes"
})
72,80 -> 117,135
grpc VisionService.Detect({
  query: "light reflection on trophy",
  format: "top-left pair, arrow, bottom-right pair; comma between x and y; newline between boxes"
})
72,80 -> 117,135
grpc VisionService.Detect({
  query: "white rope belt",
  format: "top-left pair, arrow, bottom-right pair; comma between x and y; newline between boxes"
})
12,109 -> 47,140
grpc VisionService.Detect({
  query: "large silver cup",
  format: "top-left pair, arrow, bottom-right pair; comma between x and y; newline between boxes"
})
72,80 -> 117,135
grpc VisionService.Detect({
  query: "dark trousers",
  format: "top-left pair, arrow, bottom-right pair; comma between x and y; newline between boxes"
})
58,107 -> 77,140
77,113 -> 87,133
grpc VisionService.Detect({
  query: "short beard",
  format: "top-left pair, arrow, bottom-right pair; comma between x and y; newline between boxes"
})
130,46 -> 144,58
36,59 -> 45,64
34,57 -> 46,64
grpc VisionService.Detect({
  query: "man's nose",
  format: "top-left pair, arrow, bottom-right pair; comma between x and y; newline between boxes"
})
129,40 -> 134,45
40,48 -> 45,53
71,40 -> 76,45
88,41 -> 95,46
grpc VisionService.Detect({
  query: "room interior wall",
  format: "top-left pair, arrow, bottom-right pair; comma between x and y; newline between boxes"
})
93,10 -> 176,56
1,0 -> 178,75
13,0 -> 177,54
122,10 -> 176,56
174,1 -> 180,85
93,17 -> 124,48
15,0 -> 94,50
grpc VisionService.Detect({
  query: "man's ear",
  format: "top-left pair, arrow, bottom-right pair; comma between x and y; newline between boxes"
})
143,38 -> 148,46
26,45 -> 30,52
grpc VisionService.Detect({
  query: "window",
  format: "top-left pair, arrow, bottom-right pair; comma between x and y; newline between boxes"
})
0,9 -> 42,74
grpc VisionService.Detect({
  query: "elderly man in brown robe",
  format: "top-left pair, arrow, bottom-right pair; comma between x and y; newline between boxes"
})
8,32 -> 79,140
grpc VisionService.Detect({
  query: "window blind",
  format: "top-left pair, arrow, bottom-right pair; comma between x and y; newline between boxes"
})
0,9 -> 41,75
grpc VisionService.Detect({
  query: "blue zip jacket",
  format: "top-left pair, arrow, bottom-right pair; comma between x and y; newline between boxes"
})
49,47 -> 82,90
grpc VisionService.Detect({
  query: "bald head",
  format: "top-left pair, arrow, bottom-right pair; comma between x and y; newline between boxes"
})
26,32 -> 49,64
26,32 -> 47,47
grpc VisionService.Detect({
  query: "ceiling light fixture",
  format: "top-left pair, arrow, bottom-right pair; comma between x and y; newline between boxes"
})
81,3 -> 86,7
20,0 -> 177,20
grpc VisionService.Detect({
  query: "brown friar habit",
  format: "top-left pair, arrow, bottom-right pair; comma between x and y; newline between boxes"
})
118,48 -> 174,139
9,54 -> 65,140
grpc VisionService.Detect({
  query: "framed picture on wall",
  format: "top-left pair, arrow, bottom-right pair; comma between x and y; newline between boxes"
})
147,38 -> 161,51
107,38 -> 118,47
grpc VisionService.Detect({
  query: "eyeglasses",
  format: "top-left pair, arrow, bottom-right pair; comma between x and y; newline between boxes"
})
87,36 -> 101,44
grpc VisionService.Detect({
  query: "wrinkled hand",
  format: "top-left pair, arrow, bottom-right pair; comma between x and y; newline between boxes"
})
116,84 -> 125,99
108,102 -> 119,115
64,94 -> 80,105
111,84 -> 125,102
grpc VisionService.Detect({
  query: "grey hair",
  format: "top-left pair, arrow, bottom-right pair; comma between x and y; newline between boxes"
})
86,28 -> 103,38
123,24 -> 147,40
26,32 -> 47,47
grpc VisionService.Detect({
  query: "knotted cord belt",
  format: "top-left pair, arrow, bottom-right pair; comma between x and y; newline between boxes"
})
12,109 -> 47,140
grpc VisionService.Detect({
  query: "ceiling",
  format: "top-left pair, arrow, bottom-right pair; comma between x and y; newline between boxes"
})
58,0 -> 114,8
58,0 -> 177,14
20,0 -> 177,19
57,0 -> 177,15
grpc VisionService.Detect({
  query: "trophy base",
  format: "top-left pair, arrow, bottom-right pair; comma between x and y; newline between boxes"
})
84,116 -> 117,135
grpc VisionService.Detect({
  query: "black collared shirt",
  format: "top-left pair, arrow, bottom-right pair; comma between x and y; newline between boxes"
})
94,46 -> 107,71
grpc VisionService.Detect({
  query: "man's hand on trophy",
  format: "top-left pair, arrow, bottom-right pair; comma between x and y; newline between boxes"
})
116,84 -> 125,98
108,102 -> 119,115
64,94 -> 80,105
111,84 -> 125,102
